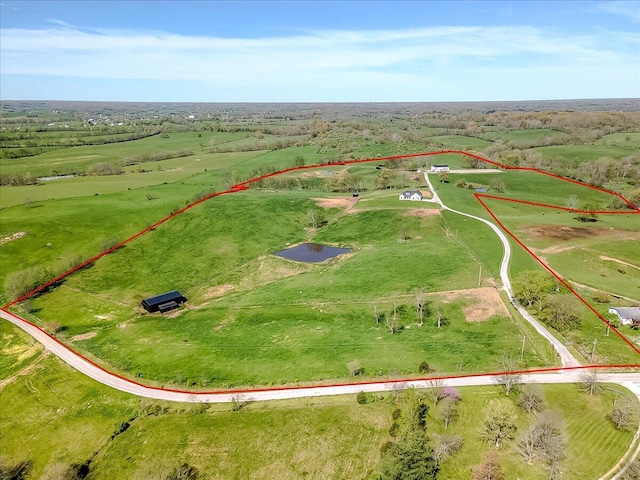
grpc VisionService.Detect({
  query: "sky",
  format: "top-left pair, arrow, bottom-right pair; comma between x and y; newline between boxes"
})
0,0 -> 639,102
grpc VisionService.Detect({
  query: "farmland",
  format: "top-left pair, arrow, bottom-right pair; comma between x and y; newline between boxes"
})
2,101 -> 640,479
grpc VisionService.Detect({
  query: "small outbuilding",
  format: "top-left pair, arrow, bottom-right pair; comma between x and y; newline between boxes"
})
399,190 -> 424,201
609,307 -> 640,327
430,164 -> 450,173
142,291 -> 187,313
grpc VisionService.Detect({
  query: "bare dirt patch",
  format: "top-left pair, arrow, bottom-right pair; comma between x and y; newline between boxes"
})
539,245 -> 579,254
522,224 -> 640,242
312,197 -> 359,209
438,287 -> 509,322
600,255 -> 640,271
403,208 -> 441,217
71,331 -> 97,341
204,284 -> 236,298
522,225 -> 601,241
0,231 -> 26,245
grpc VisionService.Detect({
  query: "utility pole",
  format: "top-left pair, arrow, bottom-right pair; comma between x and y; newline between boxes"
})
519,335 -> 526,363
590,339 -> 598,363
478,265 -> 482,288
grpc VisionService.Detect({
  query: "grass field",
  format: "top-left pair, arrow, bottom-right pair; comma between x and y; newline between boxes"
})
15,188 -> 548,387
2,106 -> 640,479
0,321 -> 635,480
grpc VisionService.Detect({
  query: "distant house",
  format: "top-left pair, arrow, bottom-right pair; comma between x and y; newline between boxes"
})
142,291 -> 187,313
399,190 -> 424,201
608,307 -> 640,326
430,164 -> 450,173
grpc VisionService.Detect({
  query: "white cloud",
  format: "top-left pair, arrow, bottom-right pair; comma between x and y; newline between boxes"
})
599,1 -> 640,23
1,24 -> 638,100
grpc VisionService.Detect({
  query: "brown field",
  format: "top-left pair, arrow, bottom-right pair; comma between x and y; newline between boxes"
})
521,224 -> 640,242
438,286 -> 510,322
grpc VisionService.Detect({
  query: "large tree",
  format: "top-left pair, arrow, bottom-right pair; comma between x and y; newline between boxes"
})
543,294 -> 582,331
480,399 -> 518,448
381,390 -> 438,480
511,271 -> 556,313
516,409 -> 567,470
471,450 -> 504,480
609,395 -> 640,431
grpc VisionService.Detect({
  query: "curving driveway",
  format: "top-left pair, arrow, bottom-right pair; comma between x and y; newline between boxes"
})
423,172 -> 581,368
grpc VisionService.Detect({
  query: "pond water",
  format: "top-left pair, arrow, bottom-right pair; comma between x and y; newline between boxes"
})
274,243 -> 351,263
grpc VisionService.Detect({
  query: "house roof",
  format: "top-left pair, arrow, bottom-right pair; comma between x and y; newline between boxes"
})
401,190 -> 423,196
432,164 -> 449,167
609,307 -> 640,321
142,290 -> 186,308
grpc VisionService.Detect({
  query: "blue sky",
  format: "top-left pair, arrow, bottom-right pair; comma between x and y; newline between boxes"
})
1,1 -> 639,102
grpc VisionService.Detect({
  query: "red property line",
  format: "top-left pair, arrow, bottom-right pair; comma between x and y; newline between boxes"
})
1,304 -> 639,397
2,149 -> 639,393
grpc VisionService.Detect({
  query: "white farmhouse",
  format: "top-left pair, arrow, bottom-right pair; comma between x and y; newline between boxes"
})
399,190 -> 424,201
608,307 -> 640,326
430,164 -> 450,173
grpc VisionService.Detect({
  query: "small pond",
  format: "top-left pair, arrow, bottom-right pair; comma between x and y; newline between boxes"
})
274,243 -> 351,263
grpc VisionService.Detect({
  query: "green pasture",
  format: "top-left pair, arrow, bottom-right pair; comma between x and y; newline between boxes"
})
533,144 -> 639,163
0,324 -> 635,480
17,193 -> 546,386
595,132 -> 640,148
0,182 -> 221,301
0,130 -> 255,177
478,128 -> 569,145
429,135 -> 494,150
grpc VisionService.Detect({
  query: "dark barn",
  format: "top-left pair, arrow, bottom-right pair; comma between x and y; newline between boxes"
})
142,291 -> 187,313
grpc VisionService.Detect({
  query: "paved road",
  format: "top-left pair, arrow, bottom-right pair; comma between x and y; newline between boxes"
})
2,306 -> 639,404
423,172 -> 581,368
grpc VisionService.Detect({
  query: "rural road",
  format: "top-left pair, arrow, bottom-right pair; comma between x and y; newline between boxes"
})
423,172 -> 581,368
1,308 -> 638,404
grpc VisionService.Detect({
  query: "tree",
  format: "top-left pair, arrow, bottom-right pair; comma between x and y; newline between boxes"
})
490,178 -> 505,193
471,450 -> 504,480
493,357 -> 522,397
620,458 -> 640,480
415,291 -> 430,326
348,359 -> 362,377
427,379 -> 444,405
609,395 -> 640,431
376,167 -> 393,190
516,409 -> 567,467
306,208 -> 325,228
543,294 -> 582,331
386,302 -> 402,334
380,429 -> 439,480
418,361 -> 432,374
435,307 -> 446,328
166,463 -> 199,480
566,195 -> 579,210
440,397 -> 459,429
433,435 -> 463,466
575,202 -> 598,222
579,370 -> 602,396
293,155 -> 305,167
518,384 -> 545,414
0,460 -> 32,480
480,399 -> 518,448
629,189 -> 640,208
380,390 -> 439,480
511,270 -> 556,313
438,171 -> 449,183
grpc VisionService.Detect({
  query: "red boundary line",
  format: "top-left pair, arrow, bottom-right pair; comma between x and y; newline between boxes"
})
2,149 -> 639,395
1,306 -> 639,396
